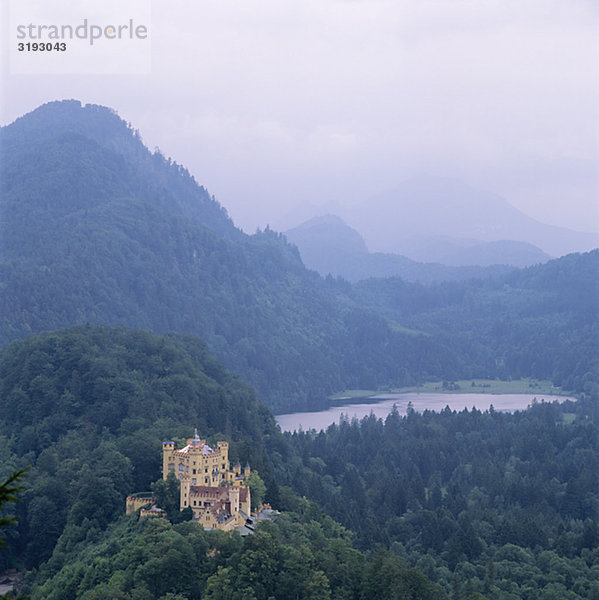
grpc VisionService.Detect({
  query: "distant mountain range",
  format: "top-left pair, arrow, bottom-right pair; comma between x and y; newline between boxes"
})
1,100 -> 596,413
0,100 -> 463,412
285,215 -> 549,282
334,177 -> 597,263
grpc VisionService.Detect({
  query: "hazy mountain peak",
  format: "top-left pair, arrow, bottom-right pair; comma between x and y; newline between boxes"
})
286,213 -> 549,281
1,99 -> 239,239
286,214 -> 369,256
297,214 -> 350,228
342,176 -> 598,258
4,99 -> 136,150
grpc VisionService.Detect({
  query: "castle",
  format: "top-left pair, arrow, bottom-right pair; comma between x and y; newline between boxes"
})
127,429 -> 253,531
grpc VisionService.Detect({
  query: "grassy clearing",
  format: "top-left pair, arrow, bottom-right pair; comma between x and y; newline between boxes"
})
331,378 -> 572,401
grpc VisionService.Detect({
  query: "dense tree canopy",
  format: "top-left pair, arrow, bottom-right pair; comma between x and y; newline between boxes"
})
26,501 -> 442,600
283,398 -> 599,599
0,326 -> 280,570
0,325 -> 597,599
0,326 -> 445,599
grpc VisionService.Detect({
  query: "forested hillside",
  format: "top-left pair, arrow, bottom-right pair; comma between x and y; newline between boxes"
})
283,399 -> 599,599
0,100 -> 460,413
25,505 -> 441,600
354,250 -> 599,397
1,101 -> 597,413
0,326 -> 443,600
0,326 -> 280,570
1,326 -> 597,599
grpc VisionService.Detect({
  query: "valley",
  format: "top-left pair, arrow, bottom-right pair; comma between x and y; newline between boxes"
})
0,101 -> 597,600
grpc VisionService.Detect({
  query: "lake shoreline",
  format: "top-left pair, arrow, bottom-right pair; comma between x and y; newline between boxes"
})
276,390 -> 577,433
327,378 -> 570,405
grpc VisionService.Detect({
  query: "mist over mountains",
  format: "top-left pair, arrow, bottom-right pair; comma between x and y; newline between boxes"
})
1,99 -> 598,600
0,100 -> 457,411
285,215 -> 548,282
1,100 -> 596,414
332,177 -> 598,263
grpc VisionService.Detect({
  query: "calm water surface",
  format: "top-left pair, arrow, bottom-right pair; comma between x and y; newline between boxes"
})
276,392 -> 575,433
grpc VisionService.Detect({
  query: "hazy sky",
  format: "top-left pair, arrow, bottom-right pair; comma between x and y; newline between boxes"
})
2,0 -> 598,234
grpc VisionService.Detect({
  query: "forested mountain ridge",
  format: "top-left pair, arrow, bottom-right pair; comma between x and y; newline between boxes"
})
0,325 -> 443,600
1,100 -> 596,413
1,99 -> 237,238
0,100 -> 457,413
353,250 -> 599,397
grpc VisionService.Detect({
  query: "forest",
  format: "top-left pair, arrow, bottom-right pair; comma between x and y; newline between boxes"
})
0,326 -> 597,599
0,102 -> 597,599
0,326 -> 443,599
1,100 -> 597,413
282,401 -> 598,599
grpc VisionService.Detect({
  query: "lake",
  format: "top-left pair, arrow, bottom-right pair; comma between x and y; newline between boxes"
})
275,392 -> 575,432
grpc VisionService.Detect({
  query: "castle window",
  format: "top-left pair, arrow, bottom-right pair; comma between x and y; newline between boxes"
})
205,477 -> 209,483
193,500 -> 197,506
193,469 -> 196,474
179,465 -> 184,471
192,478 -> 196,484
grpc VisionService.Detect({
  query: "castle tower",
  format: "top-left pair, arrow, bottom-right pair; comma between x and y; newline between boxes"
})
162,441 -> 175,478
180,473 -> 191,508
229,486 -> 240,515
192,428 -> 202,446
217,441 -> 229,467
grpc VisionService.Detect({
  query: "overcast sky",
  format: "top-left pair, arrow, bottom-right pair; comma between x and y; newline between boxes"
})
2,0 -> 598,234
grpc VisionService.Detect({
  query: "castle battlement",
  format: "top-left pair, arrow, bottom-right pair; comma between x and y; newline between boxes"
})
125,493 -> 153,515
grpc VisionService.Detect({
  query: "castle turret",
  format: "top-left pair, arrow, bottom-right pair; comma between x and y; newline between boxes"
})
217,441 -> 229,468
180,473 -> 191,508
192,428 -> 201,445
162,441 -> 175,477
229,486 -> 240,515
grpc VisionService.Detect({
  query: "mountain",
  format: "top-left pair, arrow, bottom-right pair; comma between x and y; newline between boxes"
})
1,100 -> 238,239
285,215 -> 539,282
286,215 -> 370,257
0,100 -> 459,412
381,236 -> 553,268
354,250 -> 599,393
339,177 -> 598,260
1,101 -> 595,413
